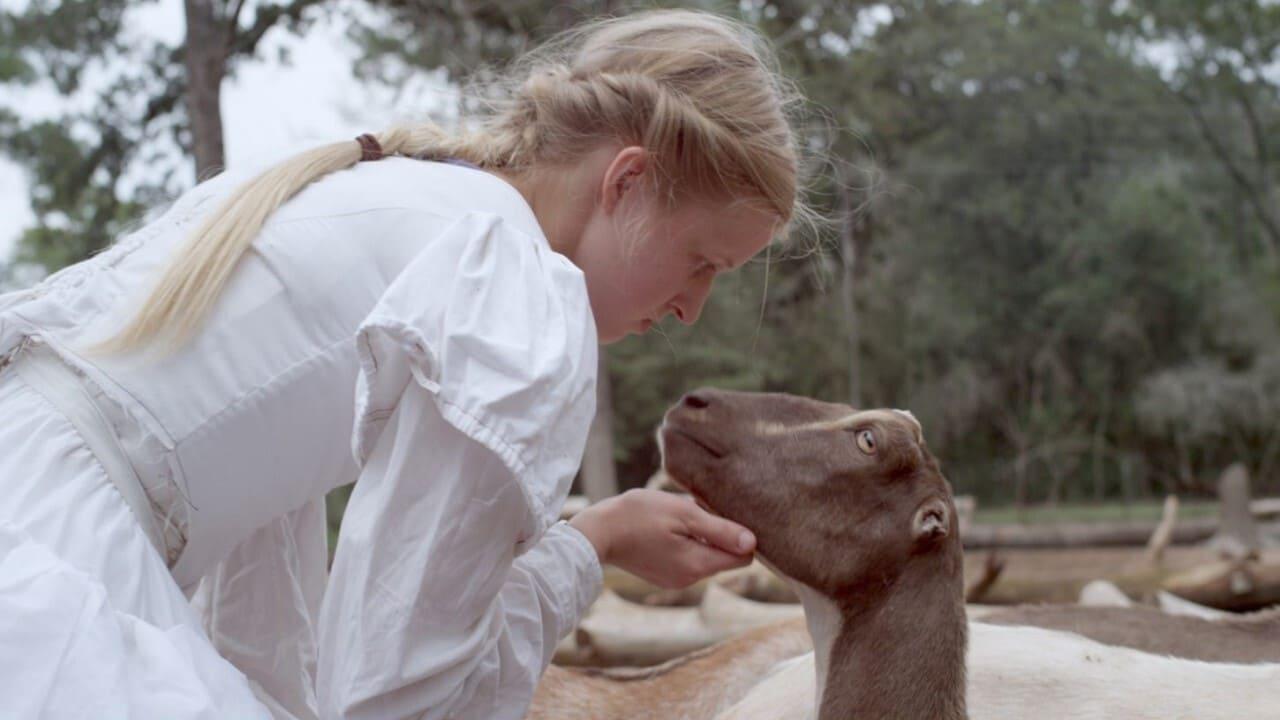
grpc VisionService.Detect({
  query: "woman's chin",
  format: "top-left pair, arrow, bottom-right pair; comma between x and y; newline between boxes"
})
596,316 -> 653,344
598,326 -> 629,344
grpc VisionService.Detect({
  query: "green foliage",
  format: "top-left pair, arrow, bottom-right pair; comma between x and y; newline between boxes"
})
4,118 -> 151,270
7,0 -> 1280,506
818,0 -> 1280,501
0,0 -> 326,274
0,0 -> 161,269
346,0 -> 727,84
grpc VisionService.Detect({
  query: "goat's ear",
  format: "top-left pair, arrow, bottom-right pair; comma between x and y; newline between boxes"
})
912,497 -> 950,546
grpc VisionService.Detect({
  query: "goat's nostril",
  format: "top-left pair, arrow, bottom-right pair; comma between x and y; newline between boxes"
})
682,392 -> 711,410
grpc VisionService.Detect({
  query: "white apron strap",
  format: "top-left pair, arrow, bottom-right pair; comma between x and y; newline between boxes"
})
9,339 -> 167,560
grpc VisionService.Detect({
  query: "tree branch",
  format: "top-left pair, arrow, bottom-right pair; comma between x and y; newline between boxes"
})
142,64 -> 186,123
1175,87 -> 1280,254
1232,81 -> 1271,192
229,0 -> 328,59
224,0 -> 250,49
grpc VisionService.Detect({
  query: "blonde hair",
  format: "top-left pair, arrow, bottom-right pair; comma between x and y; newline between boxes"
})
99,8 -> 818,354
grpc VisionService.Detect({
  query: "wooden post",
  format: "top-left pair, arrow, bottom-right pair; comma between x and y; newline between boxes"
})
1208,463 -> 1261,561
1145,495 -> 1179,567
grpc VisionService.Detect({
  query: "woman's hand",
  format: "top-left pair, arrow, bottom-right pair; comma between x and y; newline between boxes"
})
568,488 -> 756,588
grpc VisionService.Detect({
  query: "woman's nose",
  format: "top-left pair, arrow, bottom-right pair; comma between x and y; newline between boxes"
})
673,288 -> 711,326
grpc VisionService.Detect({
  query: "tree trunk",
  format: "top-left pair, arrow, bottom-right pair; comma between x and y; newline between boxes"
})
580,350 -> 618,503
183,0 -> 228,178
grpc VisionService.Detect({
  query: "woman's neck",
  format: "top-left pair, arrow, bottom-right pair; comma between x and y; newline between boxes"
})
491,158 -> 599,260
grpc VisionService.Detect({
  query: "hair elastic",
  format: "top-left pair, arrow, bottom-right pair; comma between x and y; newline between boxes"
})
356,133 -> 384,161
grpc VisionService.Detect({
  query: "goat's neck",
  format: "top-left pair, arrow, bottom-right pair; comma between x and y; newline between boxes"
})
791,574 -> 967,720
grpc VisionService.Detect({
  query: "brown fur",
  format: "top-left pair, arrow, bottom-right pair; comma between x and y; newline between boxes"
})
660,391 -> 968,720
982,604 -> 1280,663
530,391 -> 968,720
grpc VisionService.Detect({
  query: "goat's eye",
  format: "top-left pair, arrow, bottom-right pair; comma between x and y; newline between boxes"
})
856,429 -> 876,455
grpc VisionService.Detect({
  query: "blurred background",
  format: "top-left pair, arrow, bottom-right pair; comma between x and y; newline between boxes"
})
3,0 -> 1279,541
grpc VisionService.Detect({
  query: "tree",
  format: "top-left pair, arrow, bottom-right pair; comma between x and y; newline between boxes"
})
0,0 -> 328,272
1121,1 -> 1280,263
8,0 -> 1280,504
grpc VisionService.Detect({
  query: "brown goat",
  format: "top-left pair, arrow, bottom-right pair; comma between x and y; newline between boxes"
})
532,389 -> 968,720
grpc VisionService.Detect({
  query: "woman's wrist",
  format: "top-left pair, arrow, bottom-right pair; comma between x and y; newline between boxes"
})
568,500 -> 615,566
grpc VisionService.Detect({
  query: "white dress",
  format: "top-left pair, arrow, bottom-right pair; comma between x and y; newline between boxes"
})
0,157 -> 603,719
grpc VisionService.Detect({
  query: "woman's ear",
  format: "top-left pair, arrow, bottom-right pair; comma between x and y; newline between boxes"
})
600,145 -> 649,214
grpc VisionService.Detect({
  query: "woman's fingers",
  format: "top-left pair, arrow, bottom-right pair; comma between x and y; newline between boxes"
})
678,496 -> 756,555
678,537 -> 754,579
573,488 -> 758,588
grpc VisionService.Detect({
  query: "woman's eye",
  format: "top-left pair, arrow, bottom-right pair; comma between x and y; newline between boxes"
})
856,429 -> 876,455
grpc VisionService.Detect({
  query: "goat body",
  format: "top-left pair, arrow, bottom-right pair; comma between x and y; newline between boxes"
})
715,622 -> 1280,720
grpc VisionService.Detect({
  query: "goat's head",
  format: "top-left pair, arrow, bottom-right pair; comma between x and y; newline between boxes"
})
659,388 -> 961,604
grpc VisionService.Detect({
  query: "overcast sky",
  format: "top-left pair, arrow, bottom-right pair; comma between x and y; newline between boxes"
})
0,0 -> 453,262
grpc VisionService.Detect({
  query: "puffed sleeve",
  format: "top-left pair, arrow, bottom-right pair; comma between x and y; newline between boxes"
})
316,212 -> 601,719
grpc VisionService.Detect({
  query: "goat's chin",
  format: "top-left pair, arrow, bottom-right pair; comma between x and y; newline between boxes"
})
661,468 -> 724,519
662,468 -> 696,498
690,491 -> 721,518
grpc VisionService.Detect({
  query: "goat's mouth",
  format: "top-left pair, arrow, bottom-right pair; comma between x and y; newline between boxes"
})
657,423 -> 728,516
660,424 -> 725,460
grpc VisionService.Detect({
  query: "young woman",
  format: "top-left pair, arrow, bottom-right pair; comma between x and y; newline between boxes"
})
0,9 -> 812,719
